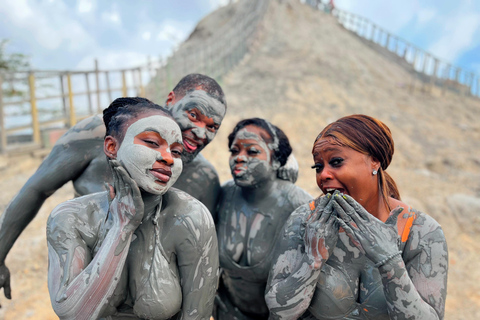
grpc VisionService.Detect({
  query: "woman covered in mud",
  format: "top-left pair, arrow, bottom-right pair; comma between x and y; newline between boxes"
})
46,98 -> 219,320
215,118 -> 312,319
265,114 -> 448,319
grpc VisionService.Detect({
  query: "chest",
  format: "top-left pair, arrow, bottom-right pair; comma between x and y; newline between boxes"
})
218,194 -> 290,267
308,232 -> 389,319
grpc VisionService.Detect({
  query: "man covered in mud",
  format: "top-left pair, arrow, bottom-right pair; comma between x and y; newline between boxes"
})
0,73 -> 227,303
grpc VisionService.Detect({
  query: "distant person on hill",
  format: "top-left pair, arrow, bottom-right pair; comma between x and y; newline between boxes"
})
0,74 -> 227,304
215,118 -> 312,319
47,98 -> 218,319
265,114 -> 448,319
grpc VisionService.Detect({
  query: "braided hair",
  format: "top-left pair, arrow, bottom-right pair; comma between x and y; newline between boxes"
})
103,97 -> 173,141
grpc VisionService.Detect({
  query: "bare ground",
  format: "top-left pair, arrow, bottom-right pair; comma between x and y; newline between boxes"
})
0,0 -> 479,319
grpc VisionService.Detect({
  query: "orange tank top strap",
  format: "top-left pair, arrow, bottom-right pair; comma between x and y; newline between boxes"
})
393,207 -> 418,243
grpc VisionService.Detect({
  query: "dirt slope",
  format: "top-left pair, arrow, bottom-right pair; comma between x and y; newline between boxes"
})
0,0 -> 479,319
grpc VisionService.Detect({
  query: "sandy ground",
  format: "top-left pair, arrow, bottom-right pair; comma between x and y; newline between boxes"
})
0,0 -> 480,319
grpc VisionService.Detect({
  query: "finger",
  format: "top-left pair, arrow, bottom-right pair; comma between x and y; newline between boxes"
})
116,166 -> 131,191
4,276 -> 11,300
114,167 -> 126,193
342,194 -> 370,220
318,200 -> 334,224
335,217 -> 365,254
333,201 -> 364,231
307,194 -> 330,222
385,206 -> 404,226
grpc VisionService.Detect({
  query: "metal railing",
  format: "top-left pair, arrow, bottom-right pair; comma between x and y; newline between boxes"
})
0,0 -> 271,154
303,0 -> 480,98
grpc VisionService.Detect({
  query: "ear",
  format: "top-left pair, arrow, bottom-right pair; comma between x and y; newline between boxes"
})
104,136 -> 119,159
165,91 -> 176,107
370,157 -> 381,173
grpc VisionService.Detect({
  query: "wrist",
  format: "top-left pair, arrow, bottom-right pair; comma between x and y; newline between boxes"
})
374,251 -> 402,268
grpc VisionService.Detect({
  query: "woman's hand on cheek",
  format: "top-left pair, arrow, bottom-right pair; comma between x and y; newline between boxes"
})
333,194 -> 402,266
304,194 -> 339,269
108,160 -> 144,232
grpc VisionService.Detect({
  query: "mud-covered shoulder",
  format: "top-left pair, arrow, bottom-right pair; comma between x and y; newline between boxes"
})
55,114 -> 105,145
47,191 -> 110,249
220,179 -> 236,190
279,180 -> 313,211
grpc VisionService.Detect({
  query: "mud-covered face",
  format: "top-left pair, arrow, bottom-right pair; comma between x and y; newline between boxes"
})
311,138 -> 379,206
117,115 -> 183,195
229,125 -> 279,188
169,90 -> 226,163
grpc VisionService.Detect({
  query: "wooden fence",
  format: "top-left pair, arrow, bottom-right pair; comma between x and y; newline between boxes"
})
303,0 -> 480,97
0,0 -> 271,154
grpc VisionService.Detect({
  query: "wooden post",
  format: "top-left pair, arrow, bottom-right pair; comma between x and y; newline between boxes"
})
0,75 -> 6,153
138,68 -> 145,97
67,73 -> 76,127
105,71 -> 112,102
59,74 -> 68,122
85,73 -> 93,115
95,59 -> 101,112
29,72 -> 41,145
122,70 -> 128,97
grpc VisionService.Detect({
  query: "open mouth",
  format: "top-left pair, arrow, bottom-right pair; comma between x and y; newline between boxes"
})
324,187 -> 347,195
183,137 -> 201,152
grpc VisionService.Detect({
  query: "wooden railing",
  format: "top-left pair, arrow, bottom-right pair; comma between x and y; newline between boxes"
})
0,0 -> 271,154
303,0 -> 480,98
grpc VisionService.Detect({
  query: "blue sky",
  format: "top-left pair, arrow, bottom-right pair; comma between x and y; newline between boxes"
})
1,0 -> 479,75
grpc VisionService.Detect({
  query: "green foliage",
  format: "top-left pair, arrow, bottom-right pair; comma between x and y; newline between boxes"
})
0,39 -> 30,98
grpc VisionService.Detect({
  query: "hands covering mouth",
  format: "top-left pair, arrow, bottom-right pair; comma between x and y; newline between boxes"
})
323,187 -> 347,195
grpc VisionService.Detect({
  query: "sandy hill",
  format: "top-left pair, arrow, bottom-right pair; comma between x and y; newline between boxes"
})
0,0 -> 479,319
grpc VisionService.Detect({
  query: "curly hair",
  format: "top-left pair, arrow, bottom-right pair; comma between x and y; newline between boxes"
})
171,74 -> 226,107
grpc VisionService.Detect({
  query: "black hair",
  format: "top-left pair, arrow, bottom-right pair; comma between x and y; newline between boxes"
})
171,73 -> 227,107
228,118 -> 292,166
103,97 -> 173,141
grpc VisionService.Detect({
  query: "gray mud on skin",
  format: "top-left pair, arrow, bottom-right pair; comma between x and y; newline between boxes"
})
215,125 -> 312,319
47,115 -> 219,319
265,196 -> 448,320
169,90 -> 226,164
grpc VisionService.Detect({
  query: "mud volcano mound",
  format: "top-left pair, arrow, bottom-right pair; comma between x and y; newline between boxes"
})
1,0 -> 479,319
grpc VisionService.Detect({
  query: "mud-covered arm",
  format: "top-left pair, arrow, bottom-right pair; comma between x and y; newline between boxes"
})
0,116 -> 104,263
47,162 -> 143,320
378,214 -> 448,319
265,196 -> 338,320
175,204 -> 219,320
0,115 -> 104,299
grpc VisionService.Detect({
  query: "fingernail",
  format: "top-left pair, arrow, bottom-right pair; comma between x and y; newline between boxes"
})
342,195 -> 347,199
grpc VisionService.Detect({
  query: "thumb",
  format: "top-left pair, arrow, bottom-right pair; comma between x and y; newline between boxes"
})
385,206 -> 403,226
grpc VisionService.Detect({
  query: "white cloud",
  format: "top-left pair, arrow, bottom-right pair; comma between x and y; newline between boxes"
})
417,8 -> 436,24
0,0 -> 95,52
156,21 -> 192,44
102,11 -> 121,24
209,0 -> 231,10
76,51 -> 148,70
78,0 -> 93,13
428,12 -> 480,62
142,31 -> 152,41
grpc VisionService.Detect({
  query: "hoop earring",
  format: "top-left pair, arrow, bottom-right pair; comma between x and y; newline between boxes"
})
372,170 -> 378,175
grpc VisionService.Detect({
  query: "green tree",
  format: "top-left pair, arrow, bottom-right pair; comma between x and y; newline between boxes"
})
0,39 -> 30,98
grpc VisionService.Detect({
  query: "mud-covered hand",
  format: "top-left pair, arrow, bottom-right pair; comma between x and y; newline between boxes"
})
333,193 -> 402,266
107,160 -> 144,232
304,194 -> 339,269
0,263 -> 11,305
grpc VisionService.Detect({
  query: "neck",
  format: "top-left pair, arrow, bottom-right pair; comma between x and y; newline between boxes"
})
141,190 -> 163,221
363,194 -> 390,222
241,176 -> 277,203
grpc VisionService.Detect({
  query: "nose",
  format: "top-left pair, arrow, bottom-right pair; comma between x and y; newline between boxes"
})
158,148 -> 174,166
318,167 -> 334,182
191,125 -> 207,140
234,154 -> 247,163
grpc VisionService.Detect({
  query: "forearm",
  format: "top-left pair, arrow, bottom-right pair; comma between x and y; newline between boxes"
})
49,221 -> 132,320
0,184 -> 49,263
266,253 -> 321,320
379,256 -> 442,319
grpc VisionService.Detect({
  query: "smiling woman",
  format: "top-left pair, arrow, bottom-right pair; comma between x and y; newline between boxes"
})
265,114 -> 448,320
46,97 -> 219,320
